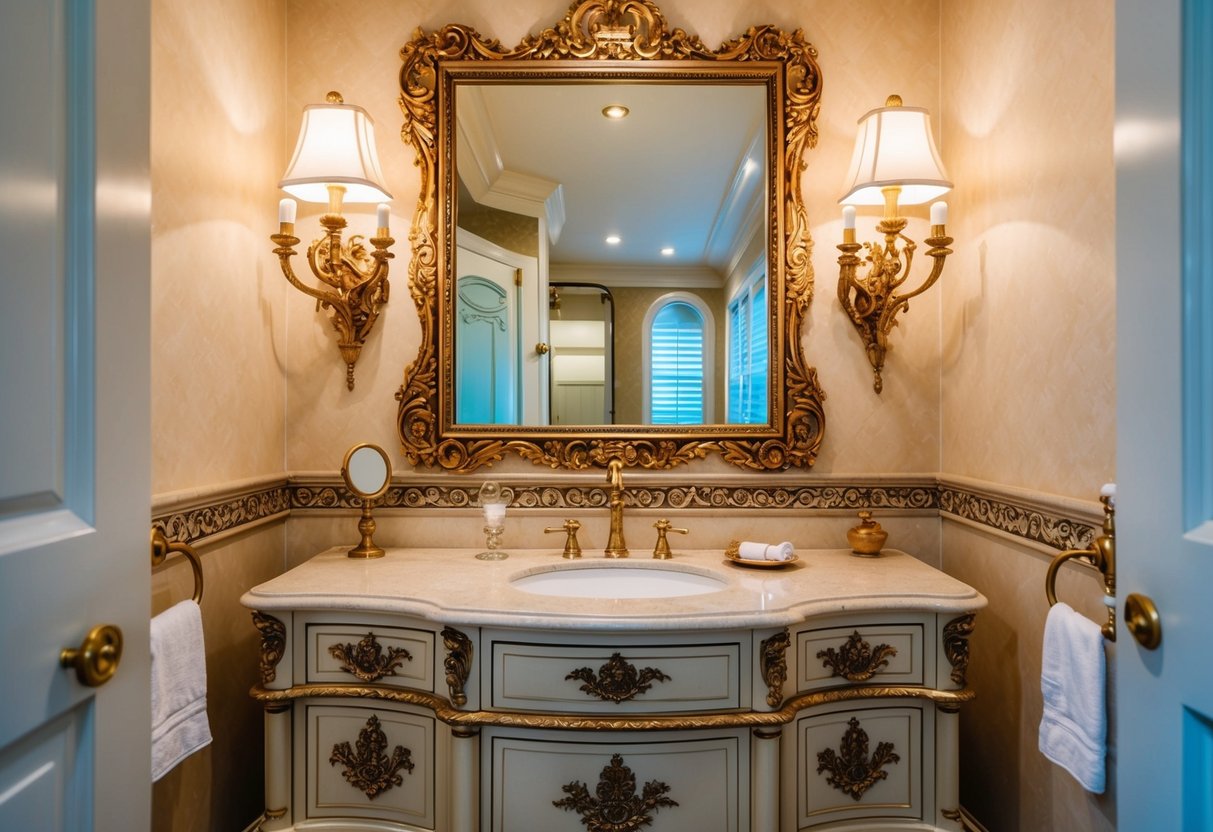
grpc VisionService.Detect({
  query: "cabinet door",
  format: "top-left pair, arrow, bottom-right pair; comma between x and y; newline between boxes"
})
789,704 -> 932,829
484,729 -> 747,831
300,701 -> 440,829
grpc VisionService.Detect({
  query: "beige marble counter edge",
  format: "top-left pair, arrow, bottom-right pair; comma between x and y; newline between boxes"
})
240,547 -> 987,631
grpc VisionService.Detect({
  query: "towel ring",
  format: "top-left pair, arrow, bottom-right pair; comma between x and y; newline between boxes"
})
1043,486 -> 1116,640
150,527 -> 204,604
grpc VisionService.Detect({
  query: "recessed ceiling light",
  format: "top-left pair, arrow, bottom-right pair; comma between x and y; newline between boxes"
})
605,235 -> 621,245
602,105 -> 630,120
661,247 -> 675,256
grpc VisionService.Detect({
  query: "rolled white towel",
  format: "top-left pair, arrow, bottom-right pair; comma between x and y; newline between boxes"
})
737,540 -> 795,561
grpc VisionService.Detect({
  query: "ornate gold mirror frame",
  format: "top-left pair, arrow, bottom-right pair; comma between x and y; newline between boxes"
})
396,0 -> 824,471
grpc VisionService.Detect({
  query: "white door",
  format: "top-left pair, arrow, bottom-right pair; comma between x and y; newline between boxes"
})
455,229 -> 544,423
1115,0 -> 1213,826
0,3 -> 151,830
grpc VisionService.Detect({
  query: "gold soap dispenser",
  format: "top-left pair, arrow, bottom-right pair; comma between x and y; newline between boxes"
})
847,510 -> 888,557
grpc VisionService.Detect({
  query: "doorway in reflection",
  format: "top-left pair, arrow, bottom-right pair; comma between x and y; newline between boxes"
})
548,283 -> 614,425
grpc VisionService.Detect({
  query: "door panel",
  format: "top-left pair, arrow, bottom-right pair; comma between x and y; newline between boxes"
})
1115,0 -> 1213,825
0,1 -> 151,829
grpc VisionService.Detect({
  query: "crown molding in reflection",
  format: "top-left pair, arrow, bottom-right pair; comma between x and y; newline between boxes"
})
151,472 -> 1101,554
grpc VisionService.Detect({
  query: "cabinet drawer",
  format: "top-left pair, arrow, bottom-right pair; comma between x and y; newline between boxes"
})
488,637 -> 744,713
300,702 -> 438,828
791,704 -> 929,828
306,623 -> 434,690
796,623 -> 923,692
484,729 -> 746,832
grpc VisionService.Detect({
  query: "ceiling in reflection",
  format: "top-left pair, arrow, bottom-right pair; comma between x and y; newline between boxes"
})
457,83 -> 766,282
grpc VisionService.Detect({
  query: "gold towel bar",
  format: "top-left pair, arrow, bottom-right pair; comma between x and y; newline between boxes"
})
1044,486 -> 1116,640
150,527 -> 204,604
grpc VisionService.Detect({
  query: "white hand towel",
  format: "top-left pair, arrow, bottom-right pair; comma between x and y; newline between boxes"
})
151,600 -> 212,782
1038,602 -> 1106,793
737,540 -> 795,561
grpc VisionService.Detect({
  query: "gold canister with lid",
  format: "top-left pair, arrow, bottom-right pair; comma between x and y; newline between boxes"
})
847,510 -> 887,556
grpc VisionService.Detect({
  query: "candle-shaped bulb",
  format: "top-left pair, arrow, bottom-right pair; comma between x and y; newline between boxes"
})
279,198 -> 297,225
930,200 -> 948,226
377,202 -> 390,231
842,205 -> 856,230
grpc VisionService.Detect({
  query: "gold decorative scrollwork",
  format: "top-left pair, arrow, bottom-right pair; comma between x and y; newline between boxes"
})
760,630 -> 791,707
816,717 -> 900,801
441,626 -> 472,706
553,753 -> 678,831
328,633 -> 412,682
943,614 -> 975,687
817,631 -> 897,682
329,714 -> 415,799
396,0 -> 825,472
252,612 -> 286,685
566,653 -> 670,703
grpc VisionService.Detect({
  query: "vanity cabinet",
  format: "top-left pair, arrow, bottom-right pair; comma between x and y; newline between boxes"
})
242,548 -> 983,832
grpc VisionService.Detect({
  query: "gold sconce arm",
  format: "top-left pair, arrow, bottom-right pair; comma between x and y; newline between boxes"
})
271,209 -> 394,391
837,215 -> 953,394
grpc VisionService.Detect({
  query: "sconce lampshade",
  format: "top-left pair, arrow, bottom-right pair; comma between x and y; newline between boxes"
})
279,91 -> 393,204
839,95 -> 951,206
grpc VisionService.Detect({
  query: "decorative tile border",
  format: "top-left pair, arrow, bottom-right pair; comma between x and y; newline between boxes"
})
152,475 -> 1100,552
938,484 -> 1096,552
153,484 -> 291,544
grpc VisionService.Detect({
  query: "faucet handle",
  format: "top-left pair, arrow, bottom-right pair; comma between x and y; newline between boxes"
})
544,519 -> 583,559
652,519 -> 689,560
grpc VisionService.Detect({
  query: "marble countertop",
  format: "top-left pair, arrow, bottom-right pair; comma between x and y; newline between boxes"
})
241,546 -> 987,631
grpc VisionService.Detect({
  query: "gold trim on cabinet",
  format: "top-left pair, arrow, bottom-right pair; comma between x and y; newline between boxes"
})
943,614 -> 976,687
554,753 -> 678,831
328,632 -> 412,682
760,630 -> 791,707
250,682 -> 974,730
816,716 -> 900,801
441,626 -> 473,706
329,714 -> 415,799
252,612 -> 286,685
565,652 -> 671,704
395,0 -> 826,472
817,630 -> 898,682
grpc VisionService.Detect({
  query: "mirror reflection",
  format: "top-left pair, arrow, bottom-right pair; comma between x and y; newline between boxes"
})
453,82 -> 769,427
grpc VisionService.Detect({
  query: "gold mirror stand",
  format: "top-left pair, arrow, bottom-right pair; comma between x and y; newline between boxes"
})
341,443 -> 393,558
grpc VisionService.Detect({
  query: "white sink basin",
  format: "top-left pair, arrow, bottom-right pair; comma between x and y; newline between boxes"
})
511,566 -> 728,599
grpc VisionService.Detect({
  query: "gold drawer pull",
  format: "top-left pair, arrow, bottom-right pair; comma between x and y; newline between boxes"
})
566,653 -> 670,703
60,624 -> 123,687
554,753 -> 678,826
817,631 -> 897,682
817,717 -> 900,801
330,714 -> 414,799
328,633 -> 412,682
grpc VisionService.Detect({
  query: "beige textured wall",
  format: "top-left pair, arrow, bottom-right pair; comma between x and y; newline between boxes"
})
150,0 -> 287,828
939,0 -> 1116,830
281,0 -> 943,476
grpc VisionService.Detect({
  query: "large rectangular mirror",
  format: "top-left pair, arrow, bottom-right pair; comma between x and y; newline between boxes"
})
397,0 -> 826,471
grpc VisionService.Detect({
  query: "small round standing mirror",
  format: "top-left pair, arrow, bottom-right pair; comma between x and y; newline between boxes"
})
341,443 -> 392,558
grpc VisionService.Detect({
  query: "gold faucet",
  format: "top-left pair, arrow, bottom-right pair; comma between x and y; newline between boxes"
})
604,458 -> 629,558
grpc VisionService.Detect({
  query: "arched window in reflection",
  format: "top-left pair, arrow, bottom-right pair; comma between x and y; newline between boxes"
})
643,292 -> 715,424
727,264 -> 768,424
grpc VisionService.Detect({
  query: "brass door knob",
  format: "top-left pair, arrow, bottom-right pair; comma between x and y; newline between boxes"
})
1124,593 -> 1162,650
60,624 -> 124,687
535,342 -> 550,355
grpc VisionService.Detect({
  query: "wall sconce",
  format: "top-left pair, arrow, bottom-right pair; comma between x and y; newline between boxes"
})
271,91 -> 394,391
837,94 -> 953,393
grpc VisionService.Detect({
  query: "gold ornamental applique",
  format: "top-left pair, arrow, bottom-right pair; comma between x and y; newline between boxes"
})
329,714 -> 414,799
566,653 -> 670,703
328,632 -> 412,682
816,717 -> 900,800
553,753 -> 678,831
943,614 -> 976,686
817,631 -> 897,682
252,612 -> 286,685
441,626 -> 473,706
760,630 -> 791,707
